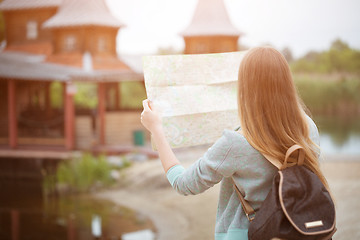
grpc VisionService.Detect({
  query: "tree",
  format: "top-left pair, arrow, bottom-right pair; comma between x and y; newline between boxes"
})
281,47 -> 294,63
290,39 -> 360,74
330,39 -> 350,51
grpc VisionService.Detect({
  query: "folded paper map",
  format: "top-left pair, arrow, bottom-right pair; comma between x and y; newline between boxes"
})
143,51 -> 247,148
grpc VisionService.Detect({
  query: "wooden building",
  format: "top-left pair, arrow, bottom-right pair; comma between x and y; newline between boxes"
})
0,0 -> 242,158
43,0 -> 130,69
0,0 -> 61,55
182,0 -> 241,54
0,0 -> 147,156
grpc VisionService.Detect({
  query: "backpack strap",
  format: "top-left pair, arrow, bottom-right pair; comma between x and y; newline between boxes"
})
232,144 -> 305,222
234,128 -> 305,170
282,144 -> 305,170
262,144 -> 305,170
231,178 -> 256,221
261,153 -> 283,169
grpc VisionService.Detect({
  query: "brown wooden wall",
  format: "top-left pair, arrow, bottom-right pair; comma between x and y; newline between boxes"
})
52,26 -> 118,55
105,112 -> 148,146
75,112 -> 148,149
3,8 -> 57,46
184,36 -> 239,54
75,116 -> 93,149
0,80 -> 9,140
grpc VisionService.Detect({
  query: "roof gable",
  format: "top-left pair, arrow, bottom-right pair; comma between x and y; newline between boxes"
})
0,0 -> 61,11
181,0 -> 240,37
43,0 -> 124,28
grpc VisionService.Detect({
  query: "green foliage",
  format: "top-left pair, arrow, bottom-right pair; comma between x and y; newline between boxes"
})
291,39 -> 360,74
55,153 -> 130,193
50,82 -> 63,108
69,82 -> 146,110
74,83 -> 98,109
294,75 -> 360,115
120,81 -> 147,109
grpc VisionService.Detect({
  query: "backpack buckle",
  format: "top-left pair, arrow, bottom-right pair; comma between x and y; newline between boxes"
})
246,212 -> 255,222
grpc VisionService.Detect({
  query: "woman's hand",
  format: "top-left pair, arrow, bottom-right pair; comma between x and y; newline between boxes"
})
141,99 -> 163,134
141,99 -> 180,172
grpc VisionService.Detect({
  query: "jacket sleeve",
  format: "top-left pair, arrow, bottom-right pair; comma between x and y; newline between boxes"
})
306,115 -> 321,157
166,134 -> 233,196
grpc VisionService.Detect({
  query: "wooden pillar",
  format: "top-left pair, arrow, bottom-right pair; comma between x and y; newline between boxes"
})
115,83 -> 120,110
11,210 -> 19,240
8,80 -> 17,149
97,82 -> 105,145
64,82 -> 75,150
45,82 -> 51,113
67,214 -> 76,240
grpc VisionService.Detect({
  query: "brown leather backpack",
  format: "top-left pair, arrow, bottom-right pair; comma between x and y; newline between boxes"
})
232,145 -> 336,240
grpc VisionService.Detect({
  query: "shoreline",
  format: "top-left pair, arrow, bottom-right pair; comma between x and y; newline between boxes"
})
97,149 -> 360,240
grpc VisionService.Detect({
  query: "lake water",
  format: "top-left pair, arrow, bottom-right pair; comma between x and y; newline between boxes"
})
315,115 -> 360,156
320,134 -> 360,155
0,115 -> 358,239
0,177 -> 156,240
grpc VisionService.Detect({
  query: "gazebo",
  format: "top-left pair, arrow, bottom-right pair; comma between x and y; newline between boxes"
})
0,0 -> 146,155
182,0 -> 241,54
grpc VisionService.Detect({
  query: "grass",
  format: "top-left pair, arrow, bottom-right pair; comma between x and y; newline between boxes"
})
43,153 -> 131,195
294,74 -> 360,115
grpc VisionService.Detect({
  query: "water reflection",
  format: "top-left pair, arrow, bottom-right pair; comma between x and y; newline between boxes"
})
320,134 -> 360,155
315,115 -> 360,155
0,178 -> 156,240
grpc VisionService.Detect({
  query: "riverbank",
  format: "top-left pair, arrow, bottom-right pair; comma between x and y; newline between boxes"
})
97,146 -> 360,240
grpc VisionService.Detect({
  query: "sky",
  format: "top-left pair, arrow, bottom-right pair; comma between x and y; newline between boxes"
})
106,0 -> 360,58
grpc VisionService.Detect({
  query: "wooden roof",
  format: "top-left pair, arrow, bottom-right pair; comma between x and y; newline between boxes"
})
43,0 -> 125,28
181,0 -> 240,37
0,51 -> 143,82
45,53 -> 133,71
0,51 -> 76,81
0,0 -> 61,11
5,42 -> 54,56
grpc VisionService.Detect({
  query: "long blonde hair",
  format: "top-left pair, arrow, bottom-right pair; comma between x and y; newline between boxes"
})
238,46 -> 329,189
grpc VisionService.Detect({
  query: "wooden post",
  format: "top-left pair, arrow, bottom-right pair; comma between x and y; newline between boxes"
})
67,214 -> 76,240
8,80 -> 17,149
64,82 -> 75,150
11,210 -> 19,240
97,83 -> 105,145
115,82 -> 120,110
116,82 -> 122,110
45,82 -> 51,113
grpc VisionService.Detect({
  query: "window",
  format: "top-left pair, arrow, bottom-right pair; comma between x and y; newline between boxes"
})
64,35 -> 77,51
195,42 -> 207,53
219,40 -> 235,53
26,21 -> 38,40
98,37 -> 106,52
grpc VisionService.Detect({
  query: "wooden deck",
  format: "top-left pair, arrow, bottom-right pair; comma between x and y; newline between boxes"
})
0,146 -> 158,159
0,149 -> 80,159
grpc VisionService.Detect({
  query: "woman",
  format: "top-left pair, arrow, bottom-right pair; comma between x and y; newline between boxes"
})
140,47 -> 329,240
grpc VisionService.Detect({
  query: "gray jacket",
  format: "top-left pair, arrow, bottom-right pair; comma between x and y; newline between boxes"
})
166,116 -> 320,240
